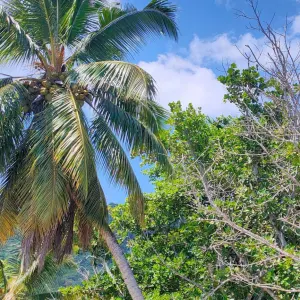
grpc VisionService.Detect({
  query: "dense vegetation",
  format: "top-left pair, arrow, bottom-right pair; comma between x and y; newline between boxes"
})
1,0 -> 300,299
59,64 -> 300,299
0,0 -> 177,298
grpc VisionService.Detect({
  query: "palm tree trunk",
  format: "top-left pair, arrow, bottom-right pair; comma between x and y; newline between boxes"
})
99,223 -> 144,300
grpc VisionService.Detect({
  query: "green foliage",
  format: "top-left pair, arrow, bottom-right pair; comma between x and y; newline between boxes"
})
70,0 -> 178,64
0,81 -> 29,174
218,64 -> 265,112
61,89 -> 300,298
0,0 -> 178,298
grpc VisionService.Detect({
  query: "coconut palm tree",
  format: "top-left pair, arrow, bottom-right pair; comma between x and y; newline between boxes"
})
0,0 -> 178,298
0,248 -> 75,299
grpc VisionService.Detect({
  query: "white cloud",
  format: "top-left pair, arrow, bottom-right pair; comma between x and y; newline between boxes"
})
139,21 -> 300,117
139,54 -> 238,117
189,33 -> 266,68
215,0 -> 233,9
138,32 -> 271,117
138,28 -> 300,117
292,15 -> 300,34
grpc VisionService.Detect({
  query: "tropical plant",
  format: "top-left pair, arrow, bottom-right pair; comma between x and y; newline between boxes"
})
0,0 -> 178,299
61,99 -> 300,299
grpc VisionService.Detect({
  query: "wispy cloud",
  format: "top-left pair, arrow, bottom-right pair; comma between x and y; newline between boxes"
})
139,20 -> 300,117
215,0 -> 233,9
291,15 -> 300,34
138,36 -> 241,117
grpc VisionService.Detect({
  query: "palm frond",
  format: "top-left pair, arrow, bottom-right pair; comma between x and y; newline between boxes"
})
50,89 -> 96,197
94,86 -> 168,134
0,77 -> 13,88
0,6 -> 39,63
0,136 -> 29,244
69,2 -> 178,63
4,254 -> 76,299
145,0 -> 177,21
61,0 -> 100,44
92,99 -> 172,174
25,256 -> 76,297
98,4 -> 136,28
6,0 -> 54,43
0,260 -> 8,294
70,61 -> 157,100
18,108 -> 69,237
91,114 -> 144,223
0,82 -> 28,174
81,172 -> 108,226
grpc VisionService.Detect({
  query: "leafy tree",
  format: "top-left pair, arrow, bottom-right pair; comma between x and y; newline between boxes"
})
62,3 -> 300,299
61,97 -> 300,299
0,0 -> 178,298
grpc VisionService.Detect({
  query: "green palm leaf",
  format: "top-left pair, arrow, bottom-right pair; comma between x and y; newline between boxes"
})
50,90 -> 96,197
93,99 -> 172,173
92,114 -> 144,223
6,0 -> 55,45
81,172 -> 108,225
25,256 -> 75,298
71,60 -> 157,101
70,1 -> 178,63
0,81 -> 28,174
0,260 -> 8,294
98,4 -> 136,28
18,109 -> 69,237
4,254 -> 75,299
61,0 -> 102,44
146,0 -> 177,20
0,136 -> 29,244
0,6 -> 38,63
95,87 -> 168,134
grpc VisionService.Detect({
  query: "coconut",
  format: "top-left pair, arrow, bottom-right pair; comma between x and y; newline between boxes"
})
42,80 -> 52,88
40,87 -> 48,95
45,94 -> 53,102
83,89 -> 89,95
49,87 -> 56,94
79,94 -> 85,100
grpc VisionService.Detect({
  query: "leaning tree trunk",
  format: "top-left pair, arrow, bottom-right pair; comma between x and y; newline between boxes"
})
99,223 -> 144,300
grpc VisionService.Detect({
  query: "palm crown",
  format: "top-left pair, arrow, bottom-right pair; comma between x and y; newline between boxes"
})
0,0 -> 177,276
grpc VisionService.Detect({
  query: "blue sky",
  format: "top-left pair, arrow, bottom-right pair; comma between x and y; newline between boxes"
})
1,0 -> 300,204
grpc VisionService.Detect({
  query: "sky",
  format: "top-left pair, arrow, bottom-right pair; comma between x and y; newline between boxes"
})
1,0 -> 300,204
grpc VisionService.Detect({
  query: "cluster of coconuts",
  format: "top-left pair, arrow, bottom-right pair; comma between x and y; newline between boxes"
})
21,72 -> 90,113
70,84 -> 89,107
39,79 -> 61,102
39,72 -> 69,102
22,80 -> 41,113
